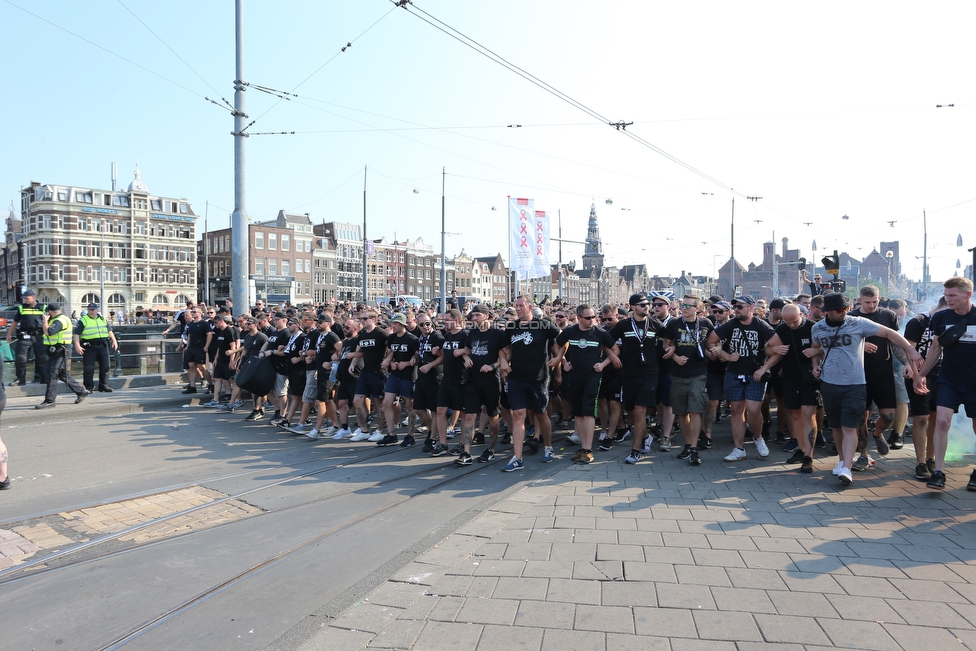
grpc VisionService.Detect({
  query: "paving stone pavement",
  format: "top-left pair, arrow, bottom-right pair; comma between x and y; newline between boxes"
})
299,437 -> 976,650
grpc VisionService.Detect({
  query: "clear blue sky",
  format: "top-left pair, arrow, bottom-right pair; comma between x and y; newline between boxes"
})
3,0 -> 974,282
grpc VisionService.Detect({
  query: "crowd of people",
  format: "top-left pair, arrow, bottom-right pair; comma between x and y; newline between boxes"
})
165,275 -> 976,490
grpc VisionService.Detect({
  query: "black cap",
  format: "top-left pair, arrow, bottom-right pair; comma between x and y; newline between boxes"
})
769,298 -> 787,310
46,302 -> 61,311
22,289 -> 35,297
629,293 -> 648,305
469,303 -> 490,315
87,302 -> 99,310
273,311 -> 287,320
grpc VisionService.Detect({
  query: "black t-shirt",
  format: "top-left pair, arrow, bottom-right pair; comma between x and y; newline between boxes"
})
356,327 -> 389,373
314,329 -> 341,373
417,329 -> 445,382
664,317 -> 713,378
283,330 -> 307,376
387,331 -> 420,380
265,328 -> 290,374
241,331 -> 268,360
849,307 -> 898,373
556,325 -> 615,378
504,319 -> 561,383
930,305 -> 976,388
773,319 -> 815,377
706,318 -> 729,376
905,313 -> 940,377
440,329 -> 469,382
299,329 -> 319,373
609,316 -> 667,378
185,320 -> 212,351
337,336 -> 359,383
714,318 -> 775,376
211,325 -> 239,360
463,326 -> 507,383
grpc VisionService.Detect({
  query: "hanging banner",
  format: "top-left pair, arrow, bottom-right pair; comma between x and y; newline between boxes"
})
530,210 -> 550,279
509,197 -> 533,280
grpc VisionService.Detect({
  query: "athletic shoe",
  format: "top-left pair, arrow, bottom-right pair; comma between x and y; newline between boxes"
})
754,438 -> 770,458
0,477 -> 9,490
624,450 -> 643,464
305,428 -> 320,440
246,410 -> 264,422
525,437 -> 541,454
473,432 -> 485,445
852,455 -> 870,471
832,461 -> 845,476
597,437 -> 613,452
449,444 -> 465,456
888,432 -> 904,450
838,467 -> 853,485
724,448 -> 747,462
422,438 -> 434,453
541,447 -> 554,463
455,452 -> 473,465
349,428 -> 370,442
613,429 -> 633,442
445,428 -> 455,439
559,419 -> 571,429
400,417 -> 410,427
181,386 -> 197,394
927,458 -> 936,474
289,423 -> 305,435
270,416 -> 285,427
571,448 -> 584,461
659,436 -> 672,452
501,433 -> 513,445
698,434 -> 712,450
276,420 -> 292,430
967,470 -> 976,491
677,445 -> 693,460
400,434 -> 416,448
782,439 -> 799,453
786,449 -> 805,464
775,430 -> 787,444
431,442 -> 448,456
927,470 -> 946,490
262,401 -> 274,411
815,431 -> 828,449
368,430 -> 385,442
689,449 -> 701,466
377,434 -> 398,446
203,400 -> 221,408
800,456 -> 813,473
335,427 -> 352,439
578,450 -> 594,464
502,457 -> 524,472
641,437 -> 652,454
567,432 -> 581,444
874,435 -> 890,456
477,449 -> 495,462
915,463 -> 931,480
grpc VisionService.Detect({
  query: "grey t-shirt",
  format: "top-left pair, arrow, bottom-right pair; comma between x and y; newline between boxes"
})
812,315 -> 880,386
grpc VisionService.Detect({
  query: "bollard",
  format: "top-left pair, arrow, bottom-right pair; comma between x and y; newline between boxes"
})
140,356 -> 147,375
114,349 -> 122,377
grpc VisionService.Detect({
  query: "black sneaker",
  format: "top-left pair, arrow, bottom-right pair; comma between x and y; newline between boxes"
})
785,449 -> 805,464
422,438 -> 434,453
926,470 -> 946,490
0,477 -> 10,490
915,463 -> 932,480
181,386 -> 197,394
400,434 -> 416,448
377,434 -> 398,447
783,439 -> 799,453
455,452 -> 473,465
245,410 -> 259,421
815,431 -> 828,449
689,449 -> 701,466
597,437 -> 614,451
698,434 -> 712,450
75,390 -> 90,404
501,433 -> 512,445
430,442 -> 448,457
525,437 -> 540,454
677,444 -> 693,460
927,458 -> 936,474
477,449 -> 495,462
449,443 -> 465,456
874,435 -> 890,456
473,432 -> 485,445
888,432 -> 904,450
800,456 -> 813,473
276,420 -> 292,430
968,470 -> 976,492
775,430 -> 787,444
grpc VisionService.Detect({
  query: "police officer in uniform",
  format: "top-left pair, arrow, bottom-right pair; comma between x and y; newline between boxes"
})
73,302 -> 118,393
36,303 -> 89,409
5,289 -> 48,386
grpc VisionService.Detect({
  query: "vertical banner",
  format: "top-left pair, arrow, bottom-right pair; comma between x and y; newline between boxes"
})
509,197 -> 533,280
530,210 -> 550,279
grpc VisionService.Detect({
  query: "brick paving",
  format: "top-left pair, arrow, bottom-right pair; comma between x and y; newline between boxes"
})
300,439 -> 976,650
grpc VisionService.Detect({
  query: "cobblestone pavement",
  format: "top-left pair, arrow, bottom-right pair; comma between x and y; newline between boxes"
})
298,438 -> 976,651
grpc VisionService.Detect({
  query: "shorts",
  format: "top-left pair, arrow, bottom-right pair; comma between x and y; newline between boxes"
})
288,371 -> 307,397
385,375 -> 415,399
864,370 -> 896,411
622,374 -> 658,411
906,377 -> 938,416
723,371 -> 768,403
183,348 -> 206,365
413,375 -> 439,411
437,381 -> 466,411
355,370 -> 386,399
303,370 -> 318,403
706,372 -> 724,401
768,370 -> 783,398
670,374 -> 709,416
316,378 -> 336,403
499,381 -> 510,411
334,378 -> 357,403
563,374 -> 601,418
464,378 -> 500,417
212,357 -> 233,380
274,373 -> 288,397
892,359 -> 910,404
600,373 -> 622,402
656,373 -> 672,408
781,375 -> 820,410
507,377 -> 549,413
936,379 -> 976,416
820,381 -> 867,429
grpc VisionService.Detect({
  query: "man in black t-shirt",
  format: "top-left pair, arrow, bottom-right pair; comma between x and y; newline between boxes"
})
457,304 -> 506,467
902,298 -> 946,480
276,318 -> 307,431
261,312 -> 290,424
378,314 -> 420,447
434,310 -> 469,456
225,317 -> 268,419
664,295 -> 714,466
205,316 -> 239,406
350,311 -> 389,441
414,312 -> 444,452
181,307 -> 213,394
305,314 -> 342,439
330,319 -> 362,439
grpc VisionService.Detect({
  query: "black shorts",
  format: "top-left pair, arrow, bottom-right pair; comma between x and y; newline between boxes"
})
334,377 -> 357,403
183,348 -> 206,365
413,375 -> 439,411
706,372 -> 724,401
622,374 -> 657,411
906,376 -> 938,416
600,373 -> 622,402
355,370 -> 386,399
564,374 -> 601,418
287,371 -> 307,397
464,378 -> 500,417
936,379 -> 976,416
820,381 -> 867,429
213,357 -> 233,380
437,380 -> 466,411
768,370 -> 784,398
507,377 -> 548,413
316,378 -> 335,403
864,370 -> 896,411
781,376 -> 820,410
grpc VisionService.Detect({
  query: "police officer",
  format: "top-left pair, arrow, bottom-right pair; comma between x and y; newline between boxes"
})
73,302 -> 118,393
5,289 -> 48,386
36,303 -> 89,409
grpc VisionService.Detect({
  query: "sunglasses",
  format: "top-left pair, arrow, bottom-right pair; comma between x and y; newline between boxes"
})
600,317 -> 614,322
651,302 -> 667,307
732,304 -> 747,309
418,321 -> 432,327
680,304 -> 698,309
555,314 -> 567,319
579,315 -> 595,321
360,316 -> 373,321
635,302 -> 650,307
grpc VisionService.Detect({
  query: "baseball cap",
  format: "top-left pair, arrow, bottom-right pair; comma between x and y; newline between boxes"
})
732,295 -> 756,306
629,293 -> 648,305
87,302 -> 99,309
287,317 -> 300,326
469,303 -> 490,315
316,314 -> 331,322
713,301 -> 732,311
46,302 -> 61,311
22,289 -> 36,297
273,311 -> 288,320
769,298 -> 787,310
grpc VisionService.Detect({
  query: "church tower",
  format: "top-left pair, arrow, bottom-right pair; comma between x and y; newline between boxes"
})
582,203 -> 604,271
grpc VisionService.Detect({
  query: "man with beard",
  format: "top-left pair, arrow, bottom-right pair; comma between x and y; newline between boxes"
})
664,295 -> 714,467
456,305 -> 506,468
181,307 -> 213,394
902,297 -> 947,480
275,317 -> 307,431
596,305 -> 624,449
413,312 -> 444,452
349,311 -> 389,442
226,317 -> 268,419
330,318 -> 361,439
261,312 -> 291,423
304,314 -> 342,439
378,314 -> 420,447
433,310 -> 468,456
203,315 -> 239,407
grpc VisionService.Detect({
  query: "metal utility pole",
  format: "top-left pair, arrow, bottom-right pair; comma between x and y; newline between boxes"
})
231,0 -> 250,309
440,167 -> 446,313
922,209 -> 928,286
362,166 -> 368,303
203,202 -> 210,304
730,197 -> 735,294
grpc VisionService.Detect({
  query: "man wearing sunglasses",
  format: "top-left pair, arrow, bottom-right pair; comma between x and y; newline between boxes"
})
413,314 -> 444,452
703,300 -> 732,448
596,305 -> 625,449
663,295 -> 714,466
348,311 -> 389,442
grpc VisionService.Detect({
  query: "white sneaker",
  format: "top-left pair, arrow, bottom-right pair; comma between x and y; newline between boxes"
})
724,448 -> 747,462
832,461 -> 845,476
349,428 -> 370,442
289,423 -> 305,435
567,432 -> 581,444
332,428 -> 348,440
838,467 -> 853,485
305,428 -> 320,440
321,426 -> 337,437
754,437 -> 770,458
368,430 -> 385,442
339,427 -> 354,438
641,437 -> 652,454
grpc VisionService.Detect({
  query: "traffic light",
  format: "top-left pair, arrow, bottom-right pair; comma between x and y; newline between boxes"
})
832,279 -> 847,293
821,253 -> 840,276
